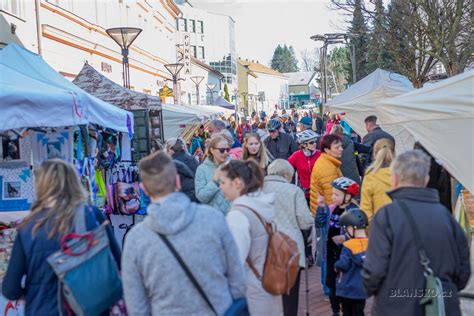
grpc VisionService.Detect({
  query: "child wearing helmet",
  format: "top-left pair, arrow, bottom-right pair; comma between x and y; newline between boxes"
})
335,208 -> 369,316
315,177 -> 359,315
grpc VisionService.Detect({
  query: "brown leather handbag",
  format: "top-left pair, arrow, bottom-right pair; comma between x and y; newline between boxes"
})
240,206 -> 300,295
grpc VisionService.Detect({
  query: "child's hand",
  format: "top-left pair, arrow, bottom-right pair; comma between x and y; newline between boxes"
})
332,235 -> 345,245
317,194 -> 325,207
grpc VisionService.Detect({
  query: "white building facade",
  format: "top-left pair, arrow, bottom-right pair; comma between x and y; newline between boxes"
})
174,0 -> 237,94
0,0 -> 224,104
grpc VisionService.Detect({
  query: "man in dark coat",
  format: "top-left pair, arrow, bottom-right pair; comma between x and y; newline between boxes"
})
264,118 -> 299,160
360,115 -> 396,170
362,150 -> 470,316
166,138 -> 199,202
362,115 -> 395,147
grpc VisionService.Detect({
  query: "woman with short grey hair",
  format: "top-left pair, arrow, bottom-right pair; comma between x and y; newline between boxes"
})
263,159 -> 314,316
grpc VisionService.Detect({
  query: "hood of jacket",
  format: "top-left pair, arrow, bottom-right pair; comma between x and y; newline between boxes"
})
368,167 -> 391,187
343,238 -> 368,267
203,157 -> 218,168
387,186 -> 440,203
232,190 -> 275,223
146,192 -> 196,235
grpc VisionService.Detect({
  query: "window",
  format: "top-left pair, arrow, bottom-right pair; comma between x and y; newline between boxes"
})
191,45 -> 197,58
197,20 -> 203,34
1,0 -> 25,18
177,18 -> 187,31
189,19 -> 196,33
198,46 -> 205,59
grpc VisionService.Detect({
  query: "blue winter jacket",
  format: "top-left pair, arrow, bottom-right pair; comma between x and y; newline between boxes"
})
2,206 -> 121,316
195,158 -> 230,214
335,237 -> 369,300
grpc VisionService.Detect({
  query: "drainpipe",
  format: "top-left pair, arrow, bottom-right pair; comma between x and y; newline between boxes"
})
34,0 -> 42,55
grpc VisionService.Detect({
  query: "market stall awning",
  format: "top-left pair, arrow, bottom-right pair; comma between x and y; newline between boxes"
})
73,63 -> 161,109
161,104 -> 204,139
378,70 -> 474,193
213,95 -> 236,110
327,68 -> 414,137
0,43 -> 133,133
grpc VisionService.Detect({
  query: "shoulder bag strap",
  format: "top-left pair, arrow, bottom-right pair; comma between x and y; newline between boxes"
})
73,204 -> 87,233
233,205 -> 273,280
398,200 -> 433,275
156,232 -> 218,316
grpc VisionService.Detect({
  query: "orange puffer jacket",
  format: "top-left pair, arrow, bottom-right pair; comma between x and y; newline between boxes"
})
310,153 -> 342,215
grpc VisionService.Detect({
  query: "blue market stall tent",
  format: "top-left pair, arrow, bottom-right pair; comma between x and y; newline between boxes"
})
0,44 -> 133,133
0,44 -> 134,216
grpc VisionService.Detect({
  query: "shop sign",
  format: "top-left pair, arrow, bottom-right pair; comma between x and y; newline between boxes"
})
182,33 -> 192,76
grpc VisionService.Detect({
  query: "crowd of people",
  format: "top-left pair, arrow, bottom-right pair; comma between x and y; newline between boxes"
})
1,109 -> 471,316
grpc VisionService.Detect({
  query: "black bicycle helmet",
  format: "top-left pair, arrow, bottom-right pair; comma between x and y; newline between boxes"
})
339,208 -> 369,229
268,118 -> 282,131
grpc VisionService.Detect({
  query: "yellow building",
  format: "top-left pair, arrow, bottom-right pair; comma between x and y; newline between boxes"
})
237,58 -> 289,115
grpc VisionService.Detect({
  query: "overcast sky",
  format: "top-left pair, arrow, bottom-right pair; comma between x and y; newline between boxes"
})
189,0 -> 346,67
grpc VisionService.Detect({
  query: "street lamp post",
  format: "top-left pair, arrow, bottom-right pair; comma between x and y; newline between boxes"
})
233,88 -> 239,118
310,33 -> 349,114
164,63 -> 185,105
190,76 -> 204,105
106,27 -> 142,90
206,83 -> 217,105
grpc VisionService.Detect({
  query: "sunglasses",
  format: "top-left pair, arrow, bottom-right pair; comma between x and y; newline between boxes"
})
214,147 -> 231,153
305,140 -> 316,145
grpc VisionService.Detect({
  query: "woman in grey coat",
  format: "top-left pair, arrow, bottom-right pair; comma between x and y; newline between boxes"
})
195,135 -> 231,214
263,159 -> 314,316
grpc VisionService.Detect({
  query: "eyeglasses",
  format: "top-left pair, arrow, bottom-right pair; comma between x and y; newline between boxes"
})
214,147 -> 231,153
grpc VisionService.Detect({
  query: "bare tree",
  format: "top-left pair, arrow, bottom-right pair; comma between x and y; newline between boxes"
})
418,0 -> 473,76
300,48 -> 320,72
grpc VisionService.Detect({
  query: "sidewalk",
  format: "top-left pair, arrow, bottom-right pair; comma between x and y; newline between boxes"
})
297,265 -> 372,316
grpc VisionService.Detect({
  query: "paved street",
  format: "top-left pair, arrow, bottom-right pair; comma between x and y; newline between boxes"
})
298,265 -> 372,316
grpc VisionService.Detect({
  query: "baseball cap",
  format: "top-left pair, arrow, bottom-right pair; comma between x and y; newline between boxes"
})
299,117 -> 312,126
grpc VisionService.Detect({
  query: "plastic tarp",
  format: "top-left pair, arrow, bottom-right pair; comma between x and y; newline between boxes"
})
0,43 -> 133,133
73,63 -> 161,109
377,70 -> 474,193
161,104 -> 203,139
327,68 -> 414,136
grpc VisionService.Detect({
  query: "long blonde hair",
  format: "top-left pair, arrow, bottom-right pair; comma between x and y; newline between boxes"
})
22,159 -> 86,238
365,138 -> 395,175
242,133 -> 269,170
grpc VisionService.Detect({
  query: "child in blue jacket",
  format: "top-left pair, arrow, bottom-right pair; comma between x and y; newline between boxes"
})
335,207 -> 369,316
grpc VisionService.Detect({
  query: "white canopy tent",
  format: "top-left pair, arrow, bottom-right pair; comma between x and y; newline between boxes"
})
161,104 -> 204,139
327,68 -> 414,137
0,43 -> 133,133
377,70 -> 474,193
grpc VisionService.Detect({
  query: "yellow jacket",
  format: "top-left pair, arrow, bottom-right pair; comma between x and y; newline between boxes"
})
310,153 -> 342,215
360,167 -> 392,222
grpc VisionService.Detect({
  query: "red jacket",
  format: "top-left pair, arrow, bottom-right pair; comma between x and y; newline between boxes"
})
237,124 -> 251,143
288,149 -> 321,196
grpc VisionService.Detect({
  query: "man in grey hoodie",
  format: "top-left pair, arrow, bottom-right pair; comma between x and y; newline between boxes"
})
122,152 -> 246,315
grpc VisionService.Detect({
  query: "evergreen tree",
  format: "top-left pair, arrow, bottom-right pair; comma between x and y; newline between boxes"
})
270,44 -> 299,72
328,47 -> 351,92
224,83 -> 230,102
366,0 -> 389,73
347,0 -> 369,83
